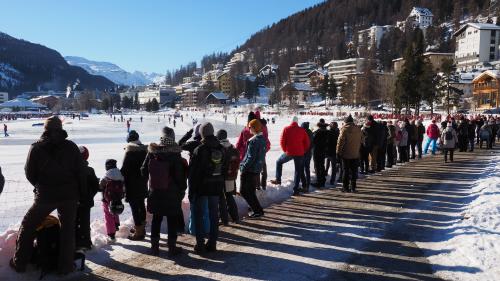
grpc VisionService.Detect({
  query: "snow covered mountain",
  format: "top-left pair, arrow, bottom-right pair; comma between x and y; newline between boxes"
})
65,56 -> 164,86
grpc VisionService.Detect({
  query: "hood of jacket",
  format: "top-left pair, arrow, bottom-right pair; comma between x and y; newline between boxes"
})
148,142 -> 182,154
105,168 -> 124,181
38,129 -> 68,145
220,139 -> 233,149
201,135 -> 222,148
125,141 -> 146,152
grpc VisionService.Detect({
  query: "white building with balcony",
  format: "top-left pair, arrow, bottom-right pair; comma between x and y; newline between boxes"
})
324,58 -> 366,85
407,7 -> 433,29
454,23 -> 500,71
288,62 -> 317,83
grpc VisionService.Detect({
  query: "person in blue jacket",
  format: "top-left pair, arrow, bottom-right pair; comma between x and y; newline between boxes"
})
239,119 -> 266,218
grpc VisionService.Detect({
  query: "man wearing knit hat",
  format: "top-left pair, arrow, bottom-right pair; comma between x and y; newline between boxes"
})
188,122 -> 225,253
12,116 -> 86,274
270,116 -> 310,196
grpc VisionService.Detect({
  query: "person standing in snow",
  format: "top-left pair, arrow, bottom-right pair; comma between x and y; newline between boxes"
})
457,117 -> 469,152
179,124 -> 202,159
236,112 -> 256,161
99,159 -> 125,241
468,119 -> 476,152
440,122 -> 459,163
141,127 -> 186,256
3,123 -> 8,137
301,122 -> 313,191
270,116 -> 310,196
424,119 -> 440,155
11,116 -> 86,274
126,120 -> 131,133
75,146 -> 100,251
386,120 -> 396,168
336,115 -> 362,193
239,120 -> 266,218
325,121 -> 340,185
311,119 -> 329,188
398,121 -> 409,163
216,129 -> 240,224
120,130 -> 148,241
188,122 -> 225,254
254,111 -> 270,190
416,120 -> 426,158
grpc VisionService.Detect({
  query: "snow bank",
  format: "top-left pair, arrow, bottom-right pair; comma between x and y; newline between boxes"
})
421,155 -> 500,281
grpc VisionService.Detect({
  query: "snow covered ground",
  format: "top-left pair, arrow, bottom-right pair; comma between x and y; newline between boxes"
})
417,153 -> 500,281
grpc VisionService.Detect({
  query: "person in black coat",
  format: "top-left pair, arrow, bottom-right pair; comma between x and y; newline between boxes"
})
377,121 -> 388,170
75,146 -> 99,250
301,122 -> 313,191
468,119 -> 476,152
416,120 -> 426,158
121,130 -> 148,241
0,166 -> 4,195
457,118 -> 469,152
476,118 -> 484,144
326,122 -> 340,185
311,120 -> 329,188
179,123 -> 202,159
141,127 -> 187,257
188,122 -> 226,254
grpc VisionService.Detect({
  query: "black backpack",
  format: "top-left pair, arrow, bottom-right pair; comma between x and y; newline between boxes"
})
32,215 -> 85,279
445,130 -> 453,141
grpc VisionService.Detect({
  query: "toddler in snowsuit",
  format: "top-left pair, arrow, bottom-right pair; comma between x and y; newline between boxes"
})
99,159 -> 125,240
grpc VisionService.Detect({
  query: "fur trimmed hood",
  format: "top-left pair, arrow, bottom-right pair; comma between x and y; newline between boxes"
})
148,142 -> 182,154
125,142 -> 147,152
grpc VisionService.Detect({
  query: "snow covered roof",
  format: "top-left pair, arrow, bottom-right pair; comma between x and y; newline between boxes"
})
307,69 -> 328,77
206,92 -> 228,100
472,70 -> 500,83
0,98 -> 46,108
454,23 -> 500,36
410,7 -> 433,17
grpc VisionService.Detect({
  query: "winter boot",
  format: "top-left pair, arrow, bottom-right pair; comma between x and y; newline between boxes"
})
350,181 -> 357,193
270,179 -> 281,185
151,237 -> 160,256
128,224 -> 145,241
168,240 -> 182,257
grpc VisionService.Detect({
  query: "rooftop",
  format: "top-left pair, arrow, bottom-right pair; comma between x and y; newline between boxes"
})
411,7 -> 433,17
454,22 -> 500,36
0,98 -> 46,108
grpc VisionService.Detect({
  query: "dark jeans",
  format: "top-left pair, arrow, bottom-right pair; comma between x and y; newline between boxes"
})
410,141 -> 417,159
240,172 -> 264,214
151,214 -> 177,247
219,191 -> 239,224
458,136 -> 468,152
386,143 -> 394,167
193,196 -> 219,247
468,138 -> 475,151
14,200 -> 77,273
377,144 -> 386,170
276,154 -> 305,191
360,147 -> 369,173
444,149 -> 454,162
303,152 -> 312,187
313,153 -> 326,185
325,154 -> 337,183
398,146 -> 408,163
260,160 -> 267,189
341,158 -> 359,191
75,205 -> 92,248
417,140 -> 423,158
129,198 -> 146,226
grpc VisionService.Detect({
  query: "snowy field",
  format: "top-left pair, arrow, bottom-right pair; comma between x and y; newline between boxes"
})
0,108 -> 499,281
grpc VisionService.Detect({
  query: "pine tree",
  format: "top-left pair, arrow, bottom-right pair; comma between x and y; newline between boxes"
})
327,75 -> 338,104
151,98 -> 160,111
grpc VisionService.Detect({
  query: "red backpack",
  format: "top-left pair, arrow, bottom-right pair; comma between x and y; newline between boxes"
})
225,146 -> 240,181
104,180 -> 124,202
148,155 -> 171,190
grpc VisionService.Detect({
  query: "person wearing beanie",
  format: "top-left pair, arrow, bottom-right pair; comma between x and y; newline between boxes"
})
301,122 -> 313,191
75,146 -> 99,250
336,115 -> 362,192
270,115 -> 310,196
216,129 -> 240,225
247,111 -> 256,124
188,121 -> 225,254
440,122 -> 458,163
99,159 -> 125,241
12,115 -> 86,274
240,118 -> 266,218
121,130 -> 148,241
311,121 -> 329,188
141,128 -> 186,256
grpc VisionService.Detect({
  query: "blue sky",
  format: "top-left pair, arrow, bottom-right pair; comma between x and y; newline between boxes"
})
0,0 -> 324,73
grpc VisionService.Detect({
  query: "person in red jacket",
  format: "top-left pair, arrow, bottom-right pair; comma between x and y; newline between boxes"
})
270,116 -> 310,196
424,119 -> 440,155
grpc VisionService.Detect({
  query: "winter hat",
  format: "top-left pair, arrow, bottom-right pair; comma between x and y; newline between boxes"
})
105,159 -> 117,171
79,146 -> 89,161
292,116 -> 299,123
200,122 -> 214,139
44,116 -> 62,131
160,126 -> 176,145
216,129 -> 228,140
255,110 -> 261,120
248,119 -> 263,133
127,130 -> 139,143
344,115 -> 354,123
301,122 -> 310,129
247,111 -> 256,123
194,124 -> 202,140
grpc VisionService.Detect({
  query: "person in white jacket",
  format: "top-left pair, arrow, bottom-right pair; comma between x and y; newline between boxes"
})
440,122 -> 459,163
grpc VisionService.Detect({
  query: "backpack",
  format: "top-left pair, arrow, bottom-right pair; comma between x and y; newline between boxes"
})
225,146 -> 240,181
148,155 -> 171,190
104,180 -> 124,202
445,130 -> 453,141
31,215 -> 85,279
207,148 -> 224,178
